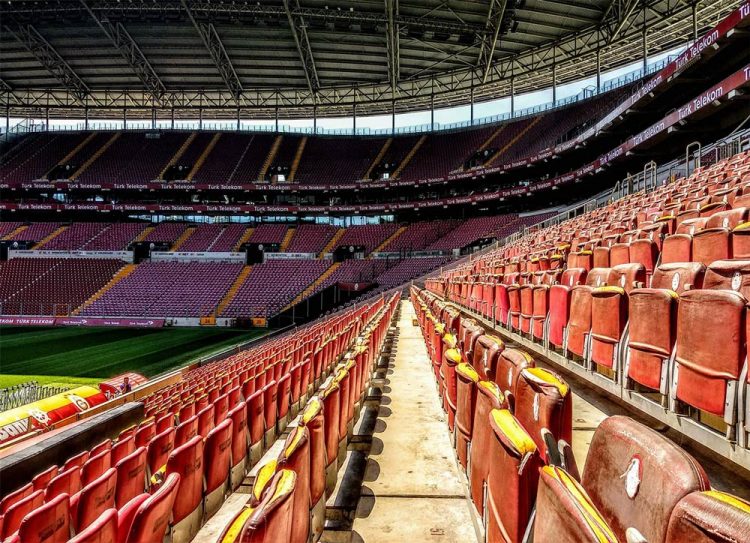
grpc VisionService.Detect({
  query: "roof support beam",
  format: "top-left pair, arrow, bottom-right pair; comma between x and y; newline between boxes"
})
0,79 -> 12,92
181,0 -> 243,98
79,0 -> 166,104
601,0 -> 642,44
477,0 -> 508,84
4,22 -> 89,104
385,0 -> 400,89
283,0 -> 320,94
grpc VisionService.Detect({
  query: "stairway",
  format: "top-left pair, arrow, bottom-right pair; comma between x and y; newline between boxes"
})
2,224 -> 28,240
363,138 -> 392,180
370,226 -> 407,255
478,125 -> 507,152
187,132 -> 221,181
280,227 -> 296,252
132,226 -> 155,243
233,227 -> 255,252
72,264 -> 137,316
34,225 -> 68,249
159,132 -> 197,180
171,226 -> 196,251
45,132 -> 98,179
391,135 -> 427,179
283,262 -> 341,310
287,137 -> 307,182
217,266 -> 253,316
70,132 -> 121,180
258,136 -> 283,181
319,228 -> 346,258
485,117 -> 541,166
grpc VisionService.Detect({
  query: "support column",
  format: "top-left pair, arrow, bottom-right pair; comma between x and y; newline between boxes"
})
596,45 -> 601,92
510,75 -> 515,116
391,98 -> 395,136
123,108 -> 126,129
171,107 -> 175,130
552,48 -> 557,103
313,103 -> 317,134
236,107 -> 240,131
642,6 -> 648,73
199,107 -> 203,130
85,105 -> 89,130
470,71 -> 475,125
692,2 -> 698,41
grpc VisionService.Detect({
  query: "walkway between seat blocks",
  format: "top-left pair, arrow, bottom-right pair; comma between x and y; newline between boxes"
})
349,300 -> 480,543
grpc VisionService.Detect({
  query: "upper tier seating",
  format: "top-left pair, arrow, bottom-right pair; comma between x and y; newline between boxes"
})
0,132 -> 90,182
426,215 -> 519,251
178,224 -> 249,252
336,224 -> 400,254
380,220 -> 461,252
192,133 -> 277,183
41,223 -> 111,250
285,225 -> 338,254
294,137 -> 385,184
248,224 -> 289,245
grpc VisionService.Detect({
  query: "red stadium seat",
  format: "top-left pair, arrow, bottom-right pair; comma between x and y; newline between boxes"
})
493,348 -> 534,408
63,450 -> 90,473
16,493 -> 70,543
197,403 -> 216,438
81,449 -> 112,487
146,427 -> 175,480
299,398 -> 326,540
119,472 -> 180,543
32,465 -> 58,492
246,390 -> 265,466
214,393 -> 230,426
548,268 -> 587,348
71,467 -> 117,533
204,418 -> 233,519
1,489 -> 44,540
262,381 -> 278,446
175,414 -> 199,447
68,508 -> 118,543
166,435 -> 204,543
276,425 -> 311,543
454,362 -> 479,470
45,466 -> 82,501
320,382 -> 341,496
228,403 -> 249,490
134,421 -> 156,449
468,380 -> 505,516
114,447 -> 147,508
0,483 -> 33,515
472,334 -> 504,381
666,490 -> 750,543
111,435 -> 136,466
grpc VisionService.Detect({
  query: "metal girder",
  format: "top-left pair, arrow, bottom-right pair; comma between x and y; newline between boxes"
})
4,22 -> 89,103
0,79 -> 12,92
283,0 -> 320,94
385,0 -> 400,89
477,0 -> 508,84
180,0 -> 243,98
79,0 -> 166,104
601,0 -> 643,44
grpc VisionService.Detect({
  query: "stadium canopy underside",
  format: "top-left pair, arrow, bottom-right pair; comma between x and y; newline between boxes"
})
0,0 -> 741,120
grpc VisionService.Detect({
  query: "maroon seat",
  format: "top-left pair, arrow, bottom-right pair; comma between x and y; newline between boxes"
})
228,403 -> 249,490
626,262 -> 705,393
81,449 -> 112,487
454,362 -> 479,470
134,421 -> 156,449
299,398 -> 326,541
472,334 -> 504,381
114,447 -> 147,508
486,409 -> 542,543
175,414 -> 199,447
204,418 -> 233,519
119,472 -> 180,543
493,348 -> 534,408
45,466 -> 82,501
666,490 -> 750,543
71,467 -> 117,533
146,427 -> 175,479
468,380 -> 506,516
111,435 -> 136,466
581,416 -> 709,543
68,508 -> 118,543
32,465 -> 58,492
197,403 -> 216,438
166,435 -> 204,543
15,493 -> 70,543
1,489 -> 44,540
276,425 -> 311,543
548,268 -> 588,348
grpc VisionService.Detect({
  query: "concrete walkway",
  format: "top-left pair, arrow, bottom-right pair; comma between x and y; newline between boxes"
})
350,301 -> 480,543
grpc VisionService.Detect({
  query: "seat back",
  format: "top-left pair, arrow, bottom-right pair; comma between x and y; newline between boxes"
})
32,465 -> 59,492
582,416 -> 709,543
74,467 -> 116,533
228,403 -> 249,468
45,466 -> 82,501
277,425 -> 311,543
197,403 -> 216,438
115,447 -> 147,508
246,390 -> 265,446
175,414 -> 199,447
650,262 -> 705,293
167,435 -> 204,525
666,490 -> 750,543
146,427 -> 175,476
126,472 -> 180,543
1,489 -> 44,540
134,421 -> 156,449
204,419 -> 233,494
68,508 -> 117,543
17,493 -> 70,543
300,398 -> 326,507
494,348 -> 534,406
81,449 -> 112,487
111,435 -> 136,466
0,483 -> 33,515
472,334 -> 504,381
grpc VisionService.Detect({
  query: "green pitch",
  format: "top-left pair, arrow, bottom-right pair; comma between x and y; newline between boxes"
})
0,326 -> 268,389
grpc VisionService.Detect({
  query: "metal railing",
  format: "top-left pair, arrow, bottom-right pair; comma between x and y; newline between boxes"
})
0,381 -> 74,412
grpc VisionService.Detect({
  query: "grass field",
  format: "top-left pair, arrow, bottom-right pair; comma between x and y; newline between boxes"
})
0,326 -> 267,389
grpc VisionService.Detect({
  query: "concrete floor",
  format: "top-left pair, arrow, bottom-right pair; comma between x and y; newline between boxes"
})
349,301 -> 481,543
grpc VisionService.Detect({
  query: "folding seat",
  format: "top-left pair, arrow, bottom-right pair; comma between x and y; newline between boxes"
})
119,473 -> 180,543
146,427 -> 175,481
629,238 -> 659,279
494,274 -> 516,325
175,414 -> 199,447
276,425 -> 311,543
490,349 -> 532,410
440,343 -> 462,432
471,333 -> 504,382
246,390 -> 265,466
468,380 -> 505,515
608,242 -> 630,267
197,403 -> 215,438
320,382 -> 341,496
290,363 -> 303,417
589,263 -> 646,372
204,418 -> 233,519
580,416 -> 709,542
68,508 -> 117,543
480,276 -> 495,319
227,385 -> 242,407
114,447 -> 147,507
89,439 -> 111,459
454,363 -> 479,470
155,411 -> 175,434
0,483 -> 33,515
134,421 -> 156,449
32,465 -> 58,491
276,374 -> 292,434
661,217 -> 708,264
566,268 -> 612,360
548,268 -> 588,349
533,465 -> 617,543
166,435 -> 204,543
333,366 -> 352,464
81,449 -> 111,487
1,489 -> 44,540
63,450 -> 90,472
70,467 -> 117,533
625,262 -> 705,394
458,317 -> 483,364
228,403 -> 249,490
513,367 -> 572,463
214,392 -> 230,426
178,402 -> 196,424
45,466 -> 82,501
12,493 -> 70,543
262,381 -> 278,446
567,250 -> 593,271
217,469 -> 296,543
673,260 -> 750,434
666,490 -> 750,543
691,207 -> 749,266
485,409 -> 542,543
299,398 -> 326,540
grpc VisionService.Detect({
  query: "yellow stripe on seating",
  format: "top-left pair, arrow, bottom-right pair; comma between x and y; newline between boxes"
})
704,490 -> 750,513
284,426 -> 305,457
491,409 -> 536,454
456,363 -> 480,382
444,348 -> 462,363
593,286 -> 625,295
253,460 -> 278,501
478,380 -> 504,402
301,398 -> 322,425
220,505 -> 257,543
524,367 -> 569,397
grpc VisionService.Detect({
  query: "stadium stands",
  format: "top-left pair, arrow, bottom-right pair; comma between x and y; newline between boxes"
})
285,225 -> 339,254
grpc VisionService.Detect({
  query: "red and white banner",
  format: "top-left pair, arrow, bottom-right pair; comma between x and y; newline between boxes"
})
0,316 -> 165,328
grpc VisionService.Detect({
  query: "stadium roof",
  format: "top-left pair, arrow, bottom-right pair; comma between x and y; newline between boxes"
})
0,0 -> 741,119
